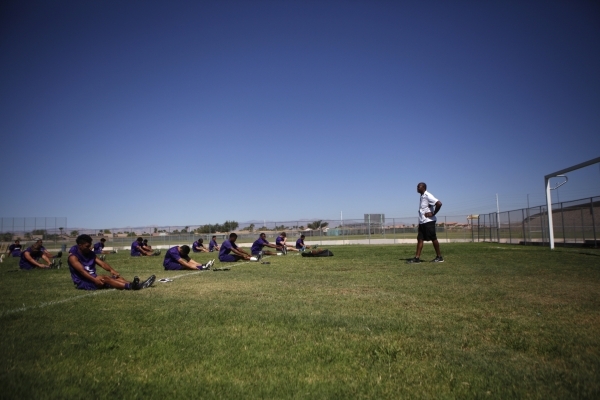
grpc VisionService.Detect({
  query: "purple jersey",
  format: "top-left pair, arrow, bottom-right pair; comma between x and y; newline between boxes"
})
9,244 -> 22,257
93,242 -> 104,254
131,240 -> 142,256
219,240 -> 237,256
163,246 -> 182,267
295,238 -> 304,249
68,246 -> 100,290
209,239 -> 218,251
251,237 -> 269,254
192,241 -> 204,253
19,247 -> 44,270
276,236 -> 284,246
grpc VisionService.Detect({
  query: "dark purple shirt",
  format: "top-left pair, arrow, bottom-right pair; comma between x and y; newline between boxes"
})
192,241 -> 204,253
68,246 -> 98,285
251,237 -> 269,254
19,247 -> 44,269
93,242 -> 104,254
209,239 -> 218,251
163,246 -> 182,267
131,241 -> 142,256
219,240 -> 238,257
9,244 -> 22,257
276,236 -> 284,246
296,238 -> 304,249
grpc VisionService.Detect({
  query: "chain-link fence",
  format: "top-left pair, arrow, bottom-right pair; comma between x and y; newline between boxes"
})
2,197 -> 597,249
474,196 -> 599,247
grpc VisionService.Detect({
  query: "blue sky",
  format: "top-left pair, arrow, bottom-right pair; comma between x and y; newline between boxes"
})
1,0 -> 599,229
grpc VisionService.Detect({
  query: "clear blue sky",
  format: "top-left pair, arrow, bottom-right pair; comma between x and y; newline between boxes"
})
1,0 -> 599,229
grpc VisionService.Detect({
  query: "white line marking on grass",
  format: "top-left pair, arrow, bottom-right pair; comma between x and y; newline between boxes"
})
0,289 -> 116,317
2,259 -> 261,316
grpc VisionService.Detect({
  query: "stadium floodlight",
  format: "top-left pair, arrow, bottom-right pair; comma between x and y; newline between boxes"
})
545,156 -> 600,249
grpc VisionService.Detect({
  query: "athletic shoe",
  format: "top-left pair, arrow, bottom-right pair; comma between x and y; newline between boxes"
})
99,254 -> 106,261
56,259 -> 62,269
141,275 -> 156,289
250,256 -> 258,261
205,259 -> 215,270
431,256 -> 444,263
153,249 -> 161,256
406,257 -> 421,264
256,251 -> 263,262
114,249 -> 118,253
132,276 -> 141,290
0,254 -> 4,263
56,251 -> 63,258
281,246 -> 287,255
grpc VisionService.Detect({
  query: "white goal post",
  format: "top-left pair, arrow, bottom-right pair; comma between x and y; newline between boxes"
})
545,156 -> 600,249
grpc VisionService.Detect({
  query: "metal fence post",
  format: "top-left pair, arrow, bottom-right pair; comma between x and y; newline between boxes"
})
591,198 -> 597,248
521,209 -> 526,245
560,202 -> 566,245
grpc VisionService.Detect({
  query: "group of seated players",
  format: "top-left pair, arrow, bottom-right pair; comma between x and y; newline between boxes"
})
2,238 -> 63,269
4,232 -> 319,293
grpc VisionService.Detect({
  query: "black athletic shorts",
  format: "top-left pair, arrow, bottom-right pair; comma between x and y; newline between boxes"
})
417,221 -> 437,241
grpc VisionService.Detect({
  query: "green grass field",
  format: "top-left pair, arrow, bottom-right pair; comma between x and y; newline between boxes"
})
1,243 -> 599,399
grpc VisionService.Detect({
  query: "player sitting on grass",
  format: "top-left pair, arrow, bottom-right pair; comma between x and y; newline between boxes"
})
7,239 -> 23,257
163,245 -> 214,270
94,238 -> 117,255
192,238 -> 208,253
295,234 -> 312,251
19,240 -> 61,269
251,233 -> 281,257
69,234 -> 154,290
275,232 -> 298,254
209,236 -> 220,252
131,237 -> 160,256
219,233 -> 259,262
34,238 -> 63,261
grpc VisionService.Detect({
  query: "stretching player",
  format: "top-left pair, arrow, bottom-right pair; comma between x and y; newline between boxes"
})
209,236 -> 220,252
192,238 -> 209,253
219,233 -> 258,262
275,232 -> 299,254
251,233 -> 281,256
19,240 -> 60,269
163,245 -> 214,270
69,234 -> 154,290
94,238 -> 117,255
296,235 -> 317,251
7,239 -> 23,257
131,237 -> 160,256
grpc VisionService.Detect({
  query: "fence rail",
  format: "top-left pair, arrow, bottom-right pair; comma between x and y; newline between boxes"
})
1,196 -> 598,249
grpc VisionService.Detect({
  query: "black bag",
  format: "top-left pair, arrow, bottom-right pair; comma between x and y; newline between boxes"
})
301,249 -> 333,257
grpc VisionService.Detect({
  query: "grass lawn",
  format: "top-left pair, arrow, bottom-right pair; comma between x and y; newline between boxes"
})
1,243 -> 599,399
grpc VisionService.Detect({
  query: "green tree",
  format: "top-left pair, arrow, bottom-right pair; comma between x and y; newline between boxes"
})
104,229 -> 111,234
307,221 -> 328,230
1,232 -> 12,242
70,230 -> 79,237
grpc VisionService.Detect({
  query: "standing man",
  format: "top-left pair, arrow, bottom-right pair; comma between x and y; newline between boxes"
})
407,182 -> 444,263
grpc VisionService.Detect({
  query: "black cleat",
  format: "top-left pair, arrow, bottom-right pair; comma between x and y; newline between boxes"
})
406,257 -> 421,264
56,251 -> 63,258
431,256 -> 444,263
132,276 -> 141,290
141,275 -> 156,289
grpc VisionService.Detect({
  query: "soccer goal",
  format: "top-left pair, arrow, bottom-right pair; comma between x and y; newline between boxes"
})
545,156 -> 600,249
